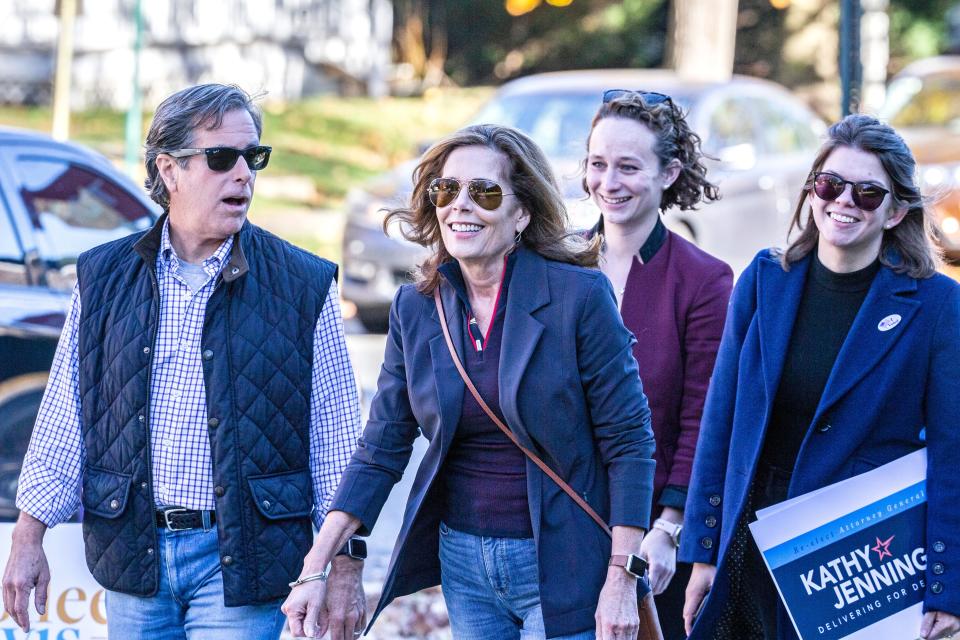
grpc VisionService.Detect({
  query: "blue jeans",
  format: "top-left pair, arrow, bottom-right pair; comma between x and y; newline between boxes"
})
438,522 -> 596,640
105,526 -> 285,640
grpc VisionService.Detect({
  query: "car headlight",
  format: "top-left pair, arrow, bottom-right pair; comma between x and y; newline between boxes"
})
346,188 -> 388,227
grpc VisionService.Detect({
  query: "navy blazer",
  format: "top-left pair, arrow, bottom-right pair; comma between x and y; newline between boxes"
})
331,247 -> 656,637
680,249 -> 960,639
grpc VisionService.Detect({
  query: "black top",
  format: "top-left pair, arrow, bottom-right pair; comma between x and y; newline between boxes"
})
437,252 -> 533,538
759,254 -> 880,473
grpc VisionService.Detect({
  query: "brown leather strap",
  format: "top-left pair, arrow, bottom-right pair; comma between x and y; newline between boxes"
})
433,287 -> 612,538
608,554 -> 631,568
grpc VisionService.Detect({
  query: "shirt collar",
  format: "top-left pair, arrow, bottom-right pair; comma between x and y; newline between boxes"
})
159,218 -> 234,277
591,216 -> 668,264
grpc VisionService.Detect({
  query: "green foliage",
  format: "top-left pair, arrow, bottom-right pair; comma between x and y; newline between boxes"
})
733,0 -> 786,80
437,0 -> 667,84
888,0 -> 955,66
0,88 -> 492,207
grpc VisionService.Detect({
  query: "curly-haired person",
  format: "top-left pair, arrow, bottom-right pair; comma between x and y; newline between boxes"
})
582,89 -> 734,639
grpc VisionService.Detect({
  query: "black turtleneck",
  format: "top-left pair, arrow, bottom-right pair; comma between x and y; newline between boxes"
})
759,254 -> 881,473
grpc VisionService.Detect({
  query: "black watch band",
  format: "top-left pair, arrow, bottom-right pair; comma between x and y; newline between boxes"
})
336,538 -> 367,560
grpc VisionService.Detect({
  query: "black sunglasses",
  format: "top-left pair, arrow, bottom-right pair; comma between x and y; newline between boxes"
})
165,145 -> 272,172
427,178 -> 515,211
812,171 -> 890,211
602,89 -> 674,108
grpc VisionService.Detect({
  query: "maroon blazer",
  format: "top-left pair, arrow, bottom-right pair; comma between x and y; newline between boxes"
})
592,220 -> 733,508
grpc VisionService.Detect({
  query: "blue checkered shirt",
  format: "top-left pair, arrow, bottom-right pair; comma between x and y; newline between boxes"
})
17,222 -> 361,529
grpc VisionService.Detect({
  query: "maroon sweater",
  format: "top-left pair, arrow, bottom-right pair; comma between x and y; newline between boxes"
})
592,219 -> 733,508
438,254 -> 533,538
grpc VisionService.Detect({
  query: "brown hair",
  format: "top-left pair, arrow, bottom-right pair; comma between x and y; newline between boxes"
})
780,114 -> 941,278
583,92 -> 719,210
385,124 -> 600,294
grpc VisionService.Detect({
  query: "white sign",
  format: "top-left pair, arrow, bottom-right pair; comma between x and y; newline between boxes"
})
0,523 -> 106,640
749,450 -> 928,640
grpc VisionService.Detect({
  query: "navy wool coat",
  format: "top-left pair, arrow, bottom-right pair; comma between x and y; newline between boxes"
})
331,247 -> 657,638
680,249 -> 960,639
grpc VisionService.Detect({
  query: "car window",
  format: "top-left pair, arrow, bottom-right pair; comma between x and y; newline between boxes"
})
703,96 -> 759,169
882,74 -> 960,128
752,97 -> 822,155
0,200 -> 27,286
470,93 -> 600,159
15,157 -> 153,289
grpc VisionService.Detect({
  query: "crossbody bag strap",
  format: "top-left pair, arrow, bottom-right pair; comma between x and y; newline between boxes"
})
433,287 -> 612,538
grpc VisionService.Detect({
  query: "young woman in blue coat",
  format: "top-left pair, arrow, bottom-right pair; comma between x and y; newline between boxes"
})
680,114 -> 960,640
282,124 -> 657,640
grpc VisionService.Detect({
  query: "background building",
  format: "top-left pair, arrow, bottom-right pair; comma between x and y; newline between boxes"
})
0,0 -> 392,108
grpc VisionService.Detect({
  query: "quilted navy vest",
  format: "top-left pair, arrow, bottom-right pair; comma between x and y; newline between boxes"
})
75,215 -> 336,605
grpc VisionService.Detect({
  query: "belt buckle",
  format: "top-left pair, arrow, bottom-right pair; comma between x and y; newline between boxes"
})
162,508 -> 191,531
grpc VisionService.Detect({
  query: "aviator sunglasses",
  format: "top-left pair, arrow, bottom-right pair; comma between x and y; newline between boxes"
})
812,171 -> 890,211
602,89 -> 674,108
164,145 -> 272,172
427,177 -> 515,211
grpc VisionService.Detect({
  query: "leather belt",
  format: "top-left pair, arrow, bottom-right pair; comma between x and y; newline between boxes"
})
155,508 -> 216,531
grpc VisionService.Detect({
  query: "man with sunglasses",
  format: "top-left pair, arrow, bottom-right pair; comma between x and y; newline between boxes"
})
3,84 -> 366,640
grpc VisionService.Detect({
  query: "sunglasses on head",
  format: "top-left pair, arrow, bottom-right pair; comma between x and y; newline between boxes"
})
165,145 -> 272,172
602,89 -> 674,108
427,177 -> 515,211
812,171 -> 890,211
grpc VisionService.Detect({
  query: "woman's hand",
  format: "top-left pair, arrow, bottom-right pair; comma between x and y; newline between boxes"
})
282,576 -> 328,638
283,510 -> 362,638
595,566 -> 640,640
639,528 -> 677,595
683,562 -> 716,635
920,610 -> 960,639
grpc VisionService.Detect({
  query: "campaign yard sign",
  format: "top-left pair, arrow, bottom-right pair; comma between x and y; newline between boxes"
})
749,449 -> 927,640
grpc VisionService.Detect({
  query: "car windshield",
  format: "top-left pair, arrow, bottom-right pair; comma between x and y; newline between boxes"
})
469,90 -> 694,160
882,74 -> 960,128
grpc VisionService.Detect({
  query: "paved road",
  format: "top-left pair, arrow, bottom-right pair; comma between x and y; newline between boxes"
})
343,330 -> 425,584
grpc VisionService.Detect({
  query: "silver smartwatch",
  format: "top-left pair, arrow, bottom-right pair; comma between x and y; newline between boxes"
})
652,518 -> 683,547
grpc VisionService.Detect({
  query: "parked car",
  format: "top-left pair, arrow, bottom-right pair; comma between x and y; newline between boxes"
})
0,128 -> 159,519
341,69 -> 826,332
880,55 -> 960,261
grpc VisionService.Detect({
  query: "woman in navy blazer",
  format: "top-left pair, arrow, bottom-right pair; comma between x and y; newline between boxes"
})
582,89 -> 733,639
282,124 -> 657,640
681,114 -> 960,640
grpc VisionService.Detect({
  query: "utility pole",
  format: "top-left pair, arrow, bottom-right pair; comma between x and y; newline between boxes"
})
839,0 -> 862,116
125,0 -> 144,177
52,0 -> 77,140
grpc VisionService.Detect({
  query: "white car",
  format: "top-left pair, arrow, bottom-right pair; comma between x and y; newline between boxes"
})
342,69 -> 826,331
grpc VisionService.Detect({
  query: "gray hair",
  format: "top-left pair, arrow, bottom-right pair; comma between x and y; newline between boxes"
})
144,84 -> 263,209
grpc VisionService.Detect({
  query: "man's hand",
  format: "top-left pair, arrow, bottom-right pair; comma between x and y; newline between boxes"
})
2,512 -> 50,632
323,555 -> 365,640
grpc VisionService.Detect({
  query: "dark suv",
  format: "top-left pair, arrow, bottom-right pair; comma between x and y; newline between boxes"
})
0,127 -> 159,519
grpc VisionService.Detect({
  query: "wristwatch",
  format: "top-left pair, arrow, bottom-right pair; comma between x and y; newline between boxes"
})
609,554 -> 648,579
335,538 -> 367,560
653,518 -> 683,547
